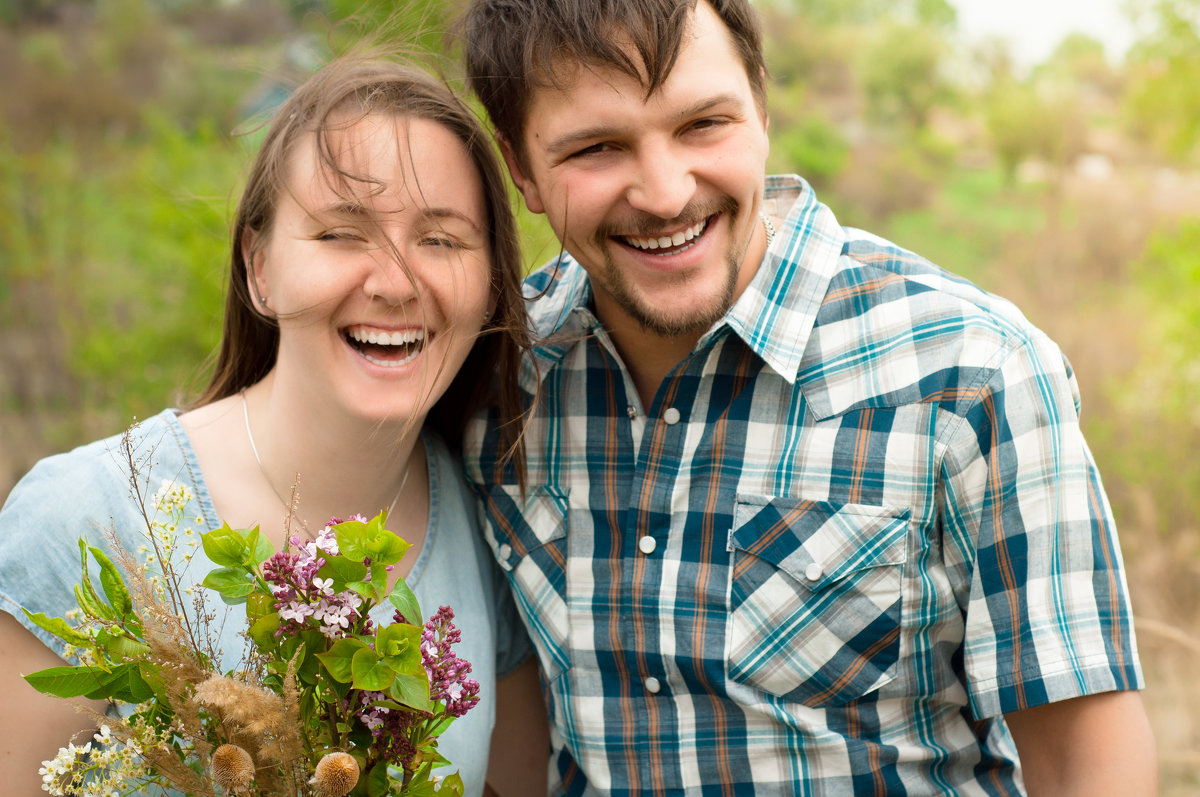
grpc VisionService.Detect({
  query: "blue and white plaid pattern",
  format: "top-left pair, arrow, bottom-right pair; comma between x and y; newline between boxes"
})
464,176 -> 1143,796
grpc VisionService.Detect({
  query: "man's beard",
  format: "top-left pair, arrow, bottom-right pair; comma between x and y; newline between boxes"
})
592,196 -> 743,338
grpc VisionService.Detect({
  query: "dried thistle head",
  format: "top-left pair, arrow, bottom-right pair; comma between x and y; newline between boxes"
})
211,743 -> 255,792
311,751 -> 360,797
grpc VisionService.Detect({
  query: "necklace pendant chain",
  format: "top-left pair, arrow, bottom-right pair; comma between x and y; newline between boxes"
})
241,391 -> 412,534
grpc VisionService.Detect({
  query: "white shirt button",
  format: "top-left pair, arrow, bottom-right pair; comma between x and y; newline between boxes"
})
644,676 -> 662,694
498,543 -> 513,561
638,535 -> 657,555
804,562 -> 824,582
662,407 -> 681,425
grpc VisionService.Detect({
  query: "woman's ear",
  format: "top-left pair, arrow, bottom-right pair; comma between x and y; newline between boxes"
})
498,134 -> 545,215
242,230 -> 272,316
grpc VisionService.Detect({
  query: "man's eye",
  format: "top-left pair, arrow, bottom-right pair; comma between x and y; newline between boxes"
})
571,142 -> 611,158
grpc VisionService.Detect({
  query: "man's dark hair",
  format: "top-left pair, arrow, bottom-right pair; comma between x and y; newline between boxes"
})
457,0 -> 767,165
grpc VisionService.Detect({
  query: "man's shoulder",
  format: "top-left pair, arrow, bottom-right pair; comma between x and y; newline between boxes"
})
796,227 -> 1050,419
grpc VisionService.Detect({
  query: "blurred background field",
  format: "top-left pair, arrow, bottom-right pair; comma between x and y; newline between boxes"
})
1,0 -> 1197,789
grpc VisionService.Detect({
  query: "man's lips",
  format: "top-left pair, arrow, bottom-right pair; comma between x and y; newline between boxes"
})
617,217 -> 711,255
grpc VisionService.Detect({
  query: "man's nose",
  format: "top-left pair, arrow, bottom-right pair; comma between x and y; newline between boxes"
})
625,143 -> 696,219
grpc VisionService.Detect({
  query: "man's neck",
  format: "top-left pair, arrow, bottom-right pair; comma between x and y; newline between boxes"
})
604,320 -> 701,410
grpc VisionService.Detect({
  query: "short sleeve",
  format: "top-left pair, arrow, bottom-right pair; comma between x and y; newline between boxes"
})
0,446 -> 129,658
941,331 -> 1143,719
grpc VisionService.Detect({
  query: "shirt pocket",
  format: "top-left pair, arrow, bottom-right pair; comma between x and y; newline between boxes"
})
726,496 -> 909,707
484,484 -> 570,677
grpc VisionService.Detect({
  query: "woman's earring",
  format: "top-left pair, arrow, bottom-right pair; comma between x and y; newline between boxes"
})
482,309 -> 491,322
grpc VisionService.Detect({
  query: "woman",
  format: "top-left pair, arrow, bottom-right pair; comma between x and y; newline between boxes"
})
0,54 -> 545,795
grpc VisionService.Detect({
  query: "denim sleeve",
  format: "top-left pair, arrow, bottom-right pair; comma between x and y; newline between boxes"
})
0,441 -> 134,659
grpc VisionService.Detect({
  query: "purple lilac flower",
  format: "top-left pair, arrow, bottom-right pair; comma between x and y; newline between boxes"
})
422,606 -> 481,718
354,690 -> 419,767
261,524 -> 363,638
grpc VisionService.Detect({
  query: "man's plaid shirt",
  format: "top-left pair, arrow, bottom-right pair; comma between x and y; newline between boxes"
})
464,176 -> 1143,795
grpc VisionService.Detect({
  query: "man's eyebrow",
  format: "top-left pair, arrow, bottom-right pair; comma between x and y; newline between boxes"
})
543,93 -> 747,159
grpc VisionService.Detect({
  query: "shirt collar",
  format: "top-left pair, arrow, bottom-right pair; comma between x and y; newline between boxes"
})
712,175 -> 846,383
524,175 -> 846,383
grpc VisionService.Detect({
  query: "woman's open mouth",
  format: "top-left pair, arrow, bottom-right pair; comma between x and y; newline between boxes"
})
344,326 -> 426,367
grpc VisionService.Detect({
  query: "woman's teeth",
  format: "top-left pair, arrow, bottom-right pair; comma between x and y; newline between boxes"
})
346,327 -> 426,366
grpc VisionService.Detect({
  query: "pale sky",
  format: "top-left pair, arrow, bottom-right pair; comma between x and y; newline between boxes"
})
950,0 -> 1140,67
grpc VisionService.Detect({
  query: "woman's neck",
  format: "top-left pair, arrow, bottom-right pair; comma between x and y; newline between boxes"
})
240,375 -> 422,532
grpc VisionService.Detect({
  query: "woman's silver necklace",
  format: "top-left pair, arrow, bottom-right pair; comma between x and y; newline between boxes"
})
240,391 -> 411,534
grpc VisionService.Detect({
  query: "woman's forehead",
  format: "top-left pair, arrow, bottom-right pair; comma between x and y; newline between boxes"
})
285,114 -> 485,218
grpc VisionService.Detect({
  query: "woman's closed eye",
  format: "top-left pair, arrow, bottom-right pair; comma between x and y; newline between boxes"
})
315,228 -> 367,243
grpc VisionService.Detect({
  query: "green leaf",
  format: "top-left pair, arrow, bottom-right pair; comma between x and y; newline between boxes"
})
370,562 -> 390,595
76,540 -> 116,622
100,662 -> 155,703
21,610 -> 93,648
351,646 -> 394,692
387,578 -> 422,626
101,634 -> 152,661
376,622 -> 422,675
346,580 -> 378,603
388,671 -> 432,712
245,526 -> 275,565
366,760 -> 391,797
316,554 -> 368,587
201,523 -> 252,568
26,661 -> 152,703
248,611 -> 280,648
334,518 -> 371,561
316,638 -> 368,684
24,665 -> 111,698
89,545 -> 133,619
202,566 -> 255,602
436,771 -> 465,795
362,516 -> 410,566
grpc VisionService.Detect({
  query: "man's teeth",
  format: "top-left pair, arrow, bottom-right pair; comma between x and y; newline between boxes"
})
348,328 -> 425,346
624,219 -> 707,251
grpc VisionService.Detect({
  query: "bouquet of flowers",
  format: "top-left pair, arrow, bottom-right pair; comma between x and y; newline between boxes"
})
21,438 -> 478,797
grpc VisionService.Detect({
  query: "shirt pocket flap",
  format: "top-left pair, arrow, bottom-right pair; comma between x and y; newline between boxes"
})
484,484 -> 568,569
729,496 -> 910,592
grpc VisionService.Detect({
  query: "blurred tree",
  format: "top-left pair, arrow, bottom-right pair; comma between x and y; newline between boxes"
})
858,21 -> 953,129
984,77 -> 1087,185
1122,0 -> 1200,162
1097,219 -> 1200,539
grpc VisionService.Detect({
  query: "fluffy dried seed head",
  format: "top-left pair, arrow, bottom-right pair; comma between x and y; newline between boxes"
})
311,751 -> 360,797
211,744 -> 255,791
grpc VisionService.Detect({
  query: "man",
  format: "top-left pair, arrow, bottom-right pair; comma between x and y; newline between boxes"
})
459,0 -> 1157,793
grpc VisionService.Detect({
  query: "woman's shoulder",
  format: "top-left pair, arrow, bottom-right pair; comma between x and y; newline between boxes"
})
3,410 -> 189,506
0,409 -> 208,551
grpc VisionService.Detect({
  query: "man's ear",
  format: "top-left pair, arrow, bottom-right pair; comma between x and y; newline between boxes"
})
498,134 -> 545,215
